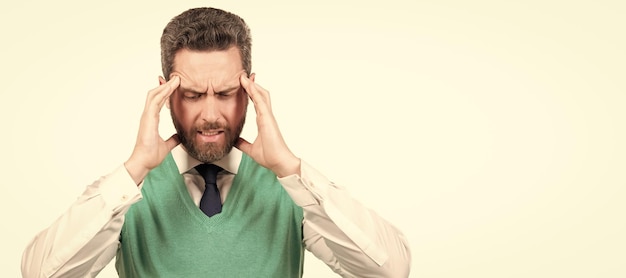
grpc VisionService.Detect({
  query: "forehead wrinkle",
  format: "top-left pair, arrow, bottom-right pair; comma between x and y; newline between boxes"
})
211,70 -> 246,92
178,77 -> 236,94
174,68 -> 244,93
170,69 -> 208,94
178,77 -> 208,94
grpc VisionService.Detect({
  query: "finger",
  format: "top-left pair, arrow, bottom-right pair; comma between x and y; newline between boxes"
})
165,134 -> 181,151
240,74 -> 258,107
140,76 -> 180,131
245,73 -> 271,107
146,76 -> 179,112
157,76 -> 180,107
253,82 -> 271,108
240,74 -> 253,97
234,137 -> 252,155
240,74 -> 270,112
159,76 -> 172,109
148,75 -> 179,100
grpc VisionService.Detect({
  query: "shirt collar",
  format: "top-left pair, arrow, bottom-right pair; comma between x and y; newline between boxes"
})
171,144 -> 241,175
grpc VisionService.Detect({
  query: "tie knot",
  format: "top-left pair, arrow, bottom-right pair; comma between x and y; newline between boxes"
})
195,164 -> 222,184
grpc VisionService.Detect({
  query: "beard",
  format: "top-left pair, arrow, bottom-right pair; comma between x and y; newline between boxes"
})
171,110 -> 246,163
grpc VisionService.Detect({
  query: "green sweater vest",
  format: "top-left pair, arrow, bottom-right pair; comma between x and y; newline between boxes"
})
115,153 -> 304,277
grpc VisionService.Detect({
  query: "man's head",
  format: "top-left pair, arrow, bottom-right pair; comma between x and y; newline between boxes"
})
161,7 -> 253,163
161,7 -> 252,79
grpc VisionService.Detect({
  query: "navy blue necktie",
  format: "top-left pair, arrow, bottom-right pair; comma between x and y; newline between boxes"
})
194,164 -> 223,217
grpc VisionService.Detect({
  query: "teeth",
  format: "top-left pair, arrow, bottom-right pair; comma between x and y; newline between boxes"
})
201,131 -> 219,136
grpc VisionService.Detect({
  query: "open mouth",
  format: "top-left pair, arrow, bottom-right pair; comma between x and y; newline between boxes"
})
197,130 -> 224,143
199,130 -> 222,136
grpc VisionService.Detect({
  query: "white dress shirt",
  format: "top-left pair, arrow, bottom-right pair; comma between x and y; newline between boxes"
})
21,146 -> 411,278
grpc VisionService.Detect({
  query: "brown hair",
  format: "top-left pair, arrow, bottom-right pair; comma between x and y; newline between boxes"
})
160,7 -> 252,79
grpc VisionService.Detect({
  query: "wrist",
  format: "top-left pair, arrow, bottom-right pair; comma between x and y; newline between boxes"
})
273,156 -> 301,178
124,157 -> 150,185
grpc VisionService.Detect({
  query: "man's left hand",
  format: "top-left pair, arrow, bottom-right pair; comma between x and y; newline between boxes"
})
236,74 -> 301,177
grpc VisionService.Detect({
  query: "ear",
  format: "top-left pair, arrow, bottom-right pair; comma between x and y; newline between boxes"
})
158,76 -> 166,85
249,73 -> 256,82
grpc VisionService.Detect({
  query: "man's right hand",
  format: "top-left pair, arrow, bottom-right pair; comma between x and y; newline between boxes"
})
124,76 -> 181,185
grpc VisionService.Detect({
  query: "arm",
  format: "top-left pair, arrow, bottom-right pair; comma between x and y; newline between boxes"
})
236,74 -> 411,277
21,167 -> 141,278
280,162 -> 412,278
21,76 -> 181,278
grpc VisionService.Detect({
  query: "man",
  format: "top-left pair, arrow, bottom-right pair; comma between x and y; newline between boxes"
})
21,7 -> 411,277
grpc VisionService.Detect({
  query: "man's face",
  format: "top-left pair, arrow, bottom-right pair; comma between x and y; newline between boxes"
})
167,47 -> 249,163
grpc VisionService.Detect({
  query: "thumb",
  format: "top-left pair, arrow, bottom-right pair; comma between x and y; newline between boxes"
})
165,134 -> 180,151
235,137 -> 252,155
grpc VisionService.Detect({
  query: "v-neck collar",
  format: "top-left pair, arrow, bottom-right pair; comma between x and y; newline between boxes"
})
171,145 -> 242,175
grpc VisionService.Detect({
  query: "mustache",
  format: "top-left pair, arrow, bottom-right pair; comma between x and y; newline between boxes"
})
195,121 -> 227,131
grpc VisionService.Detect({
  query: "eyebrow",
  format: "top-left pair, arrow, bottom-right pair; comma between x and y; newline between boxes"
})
178,86 -> 205,94
216,84 -> 241,94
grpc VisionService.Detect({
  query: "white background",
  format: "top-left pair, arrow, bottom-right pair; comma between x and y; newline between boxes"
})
1,0 -> 625,277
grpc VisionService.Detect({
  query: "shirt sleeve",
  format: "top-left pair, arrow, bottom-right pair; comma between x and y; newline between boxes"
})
21,165 -> 142,278
278,160 -> 412,278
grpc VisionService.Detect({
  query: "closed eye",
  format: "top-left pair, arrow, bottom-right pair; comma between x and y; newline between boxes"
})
215,88 -> 239,99
183,92 -> 203,100
216,92 -> 232,98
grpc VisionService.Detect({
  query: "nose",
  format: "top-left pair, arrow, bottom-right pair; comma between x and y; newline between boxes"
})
200,94 -> 220,122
